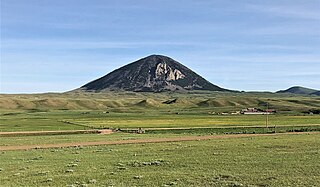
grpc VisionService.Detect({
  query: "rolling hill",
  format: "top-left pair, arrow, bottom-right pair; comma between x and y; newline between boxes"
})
276,86 -> 319,95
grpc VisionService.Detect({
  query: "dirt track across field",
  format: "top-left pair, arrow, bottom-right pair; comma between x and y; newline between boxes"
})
0,129 -> 113,136
0,132 -> 318,151
141,124 -> 320,130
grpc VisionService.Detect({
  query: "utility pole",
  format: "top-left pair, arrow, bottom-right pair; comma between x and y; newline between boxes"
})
266,102 -> 269,128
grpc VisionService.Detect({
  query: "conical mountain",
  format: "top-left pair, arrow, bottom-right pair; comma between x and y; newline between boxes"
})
80,55 -> 228,92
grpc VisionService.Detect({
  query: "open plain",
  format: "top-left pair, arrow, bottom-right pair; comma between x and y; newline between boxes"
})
0,92 -> 320,186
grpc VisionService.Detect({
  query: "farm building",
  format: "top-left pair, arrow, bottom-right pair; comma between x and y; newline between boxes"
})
241,108 -> 276,115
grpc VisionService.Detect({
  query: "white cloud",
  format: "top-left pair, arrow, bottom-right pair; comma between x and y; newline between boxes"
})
246,3 -> 320,20
2,39 -> 194,50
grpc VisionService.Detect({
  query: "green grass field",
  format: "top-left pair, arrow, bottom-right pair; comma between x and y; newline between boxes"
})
1,110 -> 320,132
0,133 -> 183,146
0,92 -> 319,186
0,133 -> 319,186
0,111 -> 90,132
1,92 -> 319,131
70,113 -> 320,129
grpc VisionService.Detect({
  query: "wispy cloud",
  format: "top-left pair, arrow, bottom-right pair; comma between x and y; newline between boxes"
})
241,24 -> 320,36
2,39 -> 194,50
3,38 -> 318,53
246,3 -> 320,20
205,55 -> 320,64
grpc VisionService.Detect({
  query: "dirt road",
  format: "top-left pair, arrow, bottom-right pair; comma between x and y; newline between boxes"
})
0,129 -> 113,136
0,131 -> 318,151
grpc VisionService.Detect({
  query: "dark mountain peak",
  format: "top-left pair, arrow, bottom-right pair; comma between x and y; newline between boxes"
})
132,54 -> 183,67
80,55 -> 228,92
144,54 -> 172,60
276,86 -> 319,95
288,86 -> 307,90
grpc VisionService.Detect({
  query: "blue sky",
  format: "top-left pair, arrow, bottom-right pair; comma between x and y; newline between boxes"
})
1,0 -> 319,93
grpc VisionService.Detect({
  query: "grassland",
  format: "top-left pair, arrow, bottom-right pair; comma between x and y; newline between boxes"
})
0,92 -> 319,186
1,91 -> 320,113
0,133 -> 182,147
0,110 -> 91,132
0,133 -> 319,186
1,110 -> 320,132
1,91 -> 319,131
69,113 -> 320,129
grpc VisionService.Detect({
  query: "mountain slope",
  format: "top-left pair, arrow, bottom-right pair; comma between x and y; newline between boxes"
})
310,91 -> 320,96
276,86 -> 319,95
80,55 -> 228,92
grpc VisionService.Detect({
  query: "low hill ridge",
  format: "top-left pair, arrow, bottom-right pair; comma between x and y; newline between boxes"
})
276,86 -> 319,95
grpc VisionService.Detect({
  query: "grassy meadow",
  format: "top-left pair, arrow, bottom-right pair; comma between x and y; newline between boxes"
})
0,133 -> 319,186
1,91 -> 320,132
0,92 -> 320,186
1,109 -> 320,132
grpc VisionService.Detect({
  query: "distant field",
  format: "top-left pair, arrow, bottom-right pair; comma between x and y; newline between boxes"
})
0,133 -> 319,186
70,113 -> 320,129
1,110 -> 320,132
0,111 -> 90,132
1,91 -> 319,131
1,91 -> 320,113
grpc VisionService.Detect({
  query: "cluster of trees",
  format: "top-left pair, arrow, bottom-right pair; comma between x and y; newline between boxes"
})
303,109 -> 320,114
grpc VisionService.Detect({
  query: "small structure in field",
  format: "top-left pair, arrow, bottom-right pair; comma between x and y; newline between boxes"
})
231,111 -> 240,115
265,109 -> 276,113
241,108 -> 276,115
137,128 -> 145,134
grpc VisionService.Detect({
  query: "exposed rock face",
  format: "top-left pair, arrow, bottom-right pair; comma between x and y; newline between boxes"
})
155,62 -> 185,81
80,55 -> 227,92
